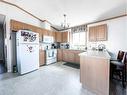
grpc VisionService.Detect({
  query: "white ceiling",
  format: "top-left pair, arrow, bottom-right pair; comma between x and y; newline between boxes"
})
4,0 -> 126,29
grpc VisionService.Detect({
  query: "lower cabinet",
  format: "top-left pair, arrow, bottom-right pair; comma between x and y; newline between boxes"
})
57,49 -> 63,61
74,51 -> 83,63
39,50 -> 46,66
61,49 -> 83,64
62,50 -> 68,62
67,51 -> 75,63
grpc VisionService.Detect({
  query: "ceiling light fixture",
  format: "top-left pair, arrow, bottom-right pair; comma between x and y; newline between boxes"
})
61,14 -> 69,29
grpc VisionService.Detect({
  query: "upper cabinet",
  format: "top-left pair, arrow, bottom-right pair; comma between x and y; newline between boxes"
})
89,27 -> 96,41
55,31 -> 69,43
10,19 -> 55,41
10,20 -> 37,32
10,20 -> 69,43
55,32 -> 62,42
62,32 -> 68,43
89,24 -> 107,42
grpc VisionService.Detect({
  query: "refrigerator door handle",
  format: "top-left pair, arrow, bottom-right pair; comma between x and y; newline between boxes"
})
17,39 -> 19,46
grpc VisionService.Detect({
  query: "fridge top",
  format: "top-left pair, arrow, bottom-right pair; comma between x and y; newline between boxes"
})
16,30 -> 39,44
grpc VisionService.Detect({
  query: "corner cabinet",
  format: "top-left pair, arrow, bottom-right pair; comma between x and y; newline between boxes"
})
89,24 -> 107,42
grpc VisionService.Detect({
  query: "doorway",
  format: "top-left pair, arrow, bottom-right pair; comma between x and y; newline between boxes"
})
0,14 -> 6,74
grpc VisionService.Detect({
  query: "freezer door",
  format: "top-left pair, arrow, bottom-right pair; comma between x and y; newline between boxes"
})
16,30 -> 39,44
17,44 -> 39,74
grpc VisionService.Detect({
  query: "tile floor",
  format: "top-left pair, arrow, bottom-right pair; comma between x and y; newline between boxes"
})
0,63 -> 95,95
0,63 -> 7,74
0,62 -> 126,95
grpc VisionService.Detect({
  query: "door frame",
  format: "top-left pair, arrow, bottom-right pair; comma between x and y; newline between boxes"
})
0,14 -> 7,70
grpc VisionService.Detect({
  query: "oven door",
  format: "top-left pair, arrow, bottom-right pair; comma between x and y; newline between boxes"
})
46,49 -> 57,64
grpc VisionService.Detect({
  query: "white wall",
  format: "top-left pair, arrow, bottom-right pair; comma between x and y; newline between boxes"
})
87,17 -> 127,59
126,17 -> 127,46
0,2 -> 43,72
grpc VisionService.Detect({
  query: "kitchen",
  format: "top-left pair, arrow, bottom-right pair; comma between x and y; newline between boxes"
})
0,0 -> 127,95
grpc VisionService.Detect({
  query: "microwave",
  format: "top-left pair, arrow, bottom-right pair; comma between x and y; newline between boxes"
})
43,36 -> 54,43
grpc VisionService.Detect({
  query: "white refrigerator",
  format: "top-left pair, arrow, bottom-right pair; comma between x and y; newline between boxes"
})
16,30 -> 39,75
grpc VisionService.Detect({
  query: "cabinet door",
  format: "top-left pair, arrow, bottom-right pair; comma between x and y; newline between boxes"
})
10,20 -> 16,31
62,50 -> 68,62
39,50 -> 46,66
10,20 -> 22,31
62,32 -> 68,42
74,51 -> 83,64
37,28 -> 42,41
96,24 -> 107,41
42,29 -> 48,36
48,31 -> 53,36
56,32 -> 62,42
57,49 -> 63,61
89,27 -> 97,42
67,51 -> 75,63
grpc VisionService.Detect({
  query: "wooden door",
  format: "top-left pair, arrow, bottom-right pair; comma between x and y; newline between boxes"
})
57,49 -> 63,61
10,20 -> 22,31
37,28 -> 42,42
89,27 -> 97,41
74,51 -> 83,64
96,24 -> 107,41
42,29 -> 48,36
47,31 -> 53,36
62,32 -> 68,42
62,50 -> 68,62
39,50 -> 46,66
68,51 -> 75,63
56,32 -> 62,42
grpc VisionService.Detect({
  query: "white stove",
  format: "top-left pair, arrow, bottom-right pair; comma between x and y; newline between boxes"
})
46,49 -> 57,65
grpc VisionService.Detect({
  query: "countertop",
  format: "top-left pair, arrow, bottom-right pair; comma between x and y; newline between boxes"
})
40,48 -> 86,51
60,48 -> 85,51
79,50 -> 111,59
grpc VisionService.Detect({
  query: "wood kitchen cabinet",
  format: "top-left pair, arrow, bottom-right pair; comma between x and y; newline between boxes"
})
74,51 -> 83,63
10,20 -> 37,32
62,50 -> 69,62
57,49 -> 63,61
10,20 -> 23,31
80,51 -> 110,95
96,24 -> 107,41
56,32 -> 62,42
62,50 -> 75,63
55,31 -> 68,43
62,49 -> 83,64
89,27 -> 96,41
36,28 -> 42,41
47,30 -> 52,36
62,32 -> 68,43
67,51 -> 75,63
40,29 -> 47,36
39,50 -> 46,66
89,24 -> 107,41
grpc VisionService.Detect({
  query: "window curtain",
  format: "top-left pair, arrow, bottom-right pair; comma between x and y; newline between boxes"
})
69,25 -> 87,44
71,25 -> 87,33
